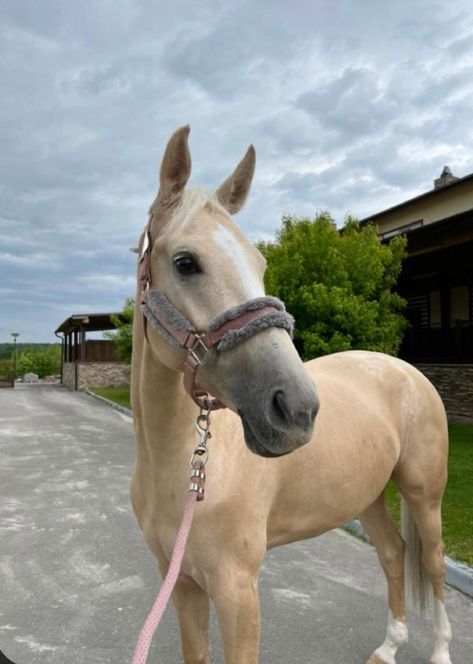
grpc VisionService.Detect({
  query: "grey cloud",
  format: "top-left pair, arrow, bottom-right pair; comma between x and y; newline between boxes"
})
2,0 -> 473,340
297,67 -> 396,143
447,32 -> 473,57
413,65 -> 473,108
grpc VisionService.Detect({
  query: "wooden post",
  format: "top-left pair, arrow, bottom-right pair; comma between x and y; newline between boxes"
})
80,326 -> 86,362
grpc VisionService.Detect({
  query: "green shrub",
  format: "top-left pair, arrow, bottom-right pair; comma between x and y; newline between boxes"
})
258,213 -> 407,359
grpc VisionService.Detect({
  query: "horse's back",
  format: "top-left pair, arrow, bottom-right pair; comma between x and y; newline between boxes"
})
304,350 -> 446,431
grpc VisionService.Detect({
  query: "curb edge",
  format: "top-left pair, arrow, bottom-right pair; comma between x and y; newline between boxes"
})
344,519 -> 473,598
83,388 -> 133,418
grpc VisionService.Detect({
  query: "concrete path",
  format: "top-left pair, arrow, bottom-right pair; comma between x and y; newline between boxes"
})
0,384 -> 472,664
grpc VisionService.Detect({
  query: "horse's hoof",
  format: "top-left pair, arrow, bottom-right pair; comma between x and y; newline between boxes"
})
366,655 -> 390,664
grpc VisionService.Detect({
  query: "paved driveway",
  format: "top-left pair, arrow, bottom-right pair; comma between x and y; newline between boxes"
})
0,384 -> 472,663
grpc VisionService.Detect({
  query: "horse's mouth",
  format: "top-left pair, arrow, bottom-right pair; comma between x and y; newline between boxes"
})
238,411 -> 293,458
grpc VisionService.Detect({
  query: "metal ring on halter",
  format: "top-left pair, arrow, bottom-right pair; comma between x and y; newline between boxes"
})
189,335 -> 212,366
190,445 -> 209,468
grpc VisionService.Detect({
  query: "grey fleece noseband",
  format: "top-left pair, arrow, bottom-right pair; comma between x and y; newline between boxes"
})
142,290 -> 294,352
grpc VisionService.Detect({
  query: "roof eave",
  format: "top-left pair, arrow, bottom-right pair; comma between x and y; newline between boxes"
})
360,171 -> 473,225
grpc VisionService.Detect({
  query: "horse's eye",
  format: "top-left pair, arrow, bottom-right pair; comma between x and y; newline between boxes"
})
173,254 -> 200,275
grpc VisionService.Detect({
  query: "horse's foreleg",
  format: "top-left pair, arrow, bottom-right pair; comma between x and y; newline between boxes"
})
172,574 -> 211,664
210,566 -> 261,664
360,494 -> 408,664
157,559 -> 211,664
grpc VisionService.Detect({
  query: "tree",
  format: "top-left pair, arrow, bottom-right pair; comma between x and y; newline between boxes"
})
104,298 -> 134,363
16,345 -> 61,378
258,213 -> 407,360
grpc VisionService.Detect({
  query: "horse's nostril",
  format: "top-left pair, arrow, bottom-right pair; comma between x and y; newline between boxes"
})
272,390 -> 292,427
270,388 -> 319,431
311,397 -> 320,422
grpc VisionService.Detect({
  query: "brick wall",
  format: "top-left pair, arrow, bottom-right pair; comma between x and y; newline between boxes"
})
415,364 -> 473,421
62,362 -> 130,390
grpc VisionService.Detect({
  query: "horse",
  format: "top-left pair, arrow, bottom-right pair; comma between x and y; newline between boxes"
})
130,125 -> 453,664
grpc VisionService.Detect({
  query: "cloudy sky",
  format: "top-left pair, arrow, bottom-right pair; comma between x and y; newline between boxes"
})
2,0 -> 473,342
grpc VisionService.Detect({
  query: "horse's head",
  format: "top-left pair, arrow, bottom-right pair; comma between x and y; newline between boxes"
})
139,125 -> 319,457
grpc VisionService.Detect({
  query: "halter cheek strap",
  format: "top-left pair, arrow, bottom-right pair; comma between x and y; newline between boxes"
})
138,224 -> 294,411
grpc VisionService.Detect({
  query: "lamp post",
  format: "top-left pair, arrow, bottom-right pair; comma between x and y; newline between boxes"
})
11,332 -> 19,380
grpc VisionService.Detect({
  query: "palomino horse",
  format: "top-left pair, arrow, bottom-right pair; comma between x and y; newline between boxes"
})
130,126 -> 452,664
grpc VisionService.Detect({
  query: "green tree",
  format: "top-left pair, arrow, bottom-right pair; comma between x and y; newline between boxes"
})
258,213 -> 407,360
104,298 -> 134,363
0,359 -> 14,382
17,345 -> 61,378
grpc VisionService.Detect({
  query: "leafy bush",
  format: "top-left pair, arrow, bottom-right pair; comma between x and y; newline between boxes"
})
16,345 -> 61,378
0,360 -> 14,381
104,298 -> 134,364
258,213 -> 407,359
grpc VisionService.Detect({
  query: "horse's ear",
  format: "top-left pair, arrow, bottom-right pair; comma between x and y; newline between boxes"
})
157,125 -> 192,205
215,145 -> 255,215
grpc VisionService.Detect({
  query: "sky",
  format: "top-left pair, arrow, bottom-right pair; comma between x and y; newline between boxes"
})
2,1 -> 473,342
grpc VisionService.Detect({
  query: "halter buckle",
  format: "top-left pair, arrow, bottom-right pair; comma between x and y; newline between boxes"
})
189,335 -> 210,366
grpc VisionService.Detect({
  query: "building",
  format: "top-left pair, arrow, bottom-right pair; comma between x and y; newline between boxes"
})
54,313 -> 130,391
361,167 -> 473,420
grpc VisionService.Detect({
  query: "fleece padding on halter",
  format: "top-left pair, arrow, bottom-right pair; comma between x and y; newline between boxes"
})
141,290 -> 294,352
208,296 -> 294,351
142,290 -> 195,350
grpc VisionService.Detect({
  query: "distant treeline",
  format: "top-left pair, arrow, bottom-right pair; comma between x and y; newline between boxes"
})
0,343 -> 60,360
0,343 -> 62,379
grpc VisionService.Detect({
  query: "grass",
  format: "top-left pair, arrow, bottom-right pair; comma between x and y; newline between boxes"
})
90,384 -> 473,566
385,423 -> 473,566
90,385 -> 131,410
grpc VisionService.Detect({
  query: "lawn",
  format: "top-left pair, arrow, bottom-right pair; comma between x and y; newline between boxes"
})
90,385 -> 131,410
385,422 -> 473,566
91,383 -> 473,566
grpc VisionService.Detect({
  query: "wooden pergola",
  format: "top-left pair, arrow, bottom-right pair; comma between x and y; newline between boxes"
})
55,312 -> 127,388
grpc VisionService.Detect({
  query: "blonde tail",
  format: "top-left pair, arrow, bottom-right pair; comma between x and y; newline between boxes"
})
401,497 -> 431,614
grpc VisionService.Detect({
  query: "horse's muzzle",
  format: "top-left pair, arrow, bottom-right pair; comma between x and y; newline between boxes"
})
238,385 -> 319,457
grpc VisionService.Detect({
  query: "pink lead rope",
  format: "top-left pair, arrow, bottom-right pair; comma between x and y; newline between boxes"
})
132,411 -> 210,664
132,491 -> 198,664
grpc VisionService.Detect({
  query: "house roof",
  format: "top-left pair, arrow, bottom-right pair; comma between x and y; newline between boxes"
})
361,171 -> 473,225
55,312 -> 126,335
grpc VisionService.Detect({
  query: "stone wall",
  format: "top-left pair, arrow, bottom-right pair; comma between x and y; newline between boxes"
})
79,362 -> 130,389
62,361 -> 130,390
415,364 -> 473,421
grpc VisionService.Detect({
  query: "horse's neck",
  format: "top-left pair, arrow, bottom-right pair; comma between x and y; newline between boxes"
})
133,340 -> 196,462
